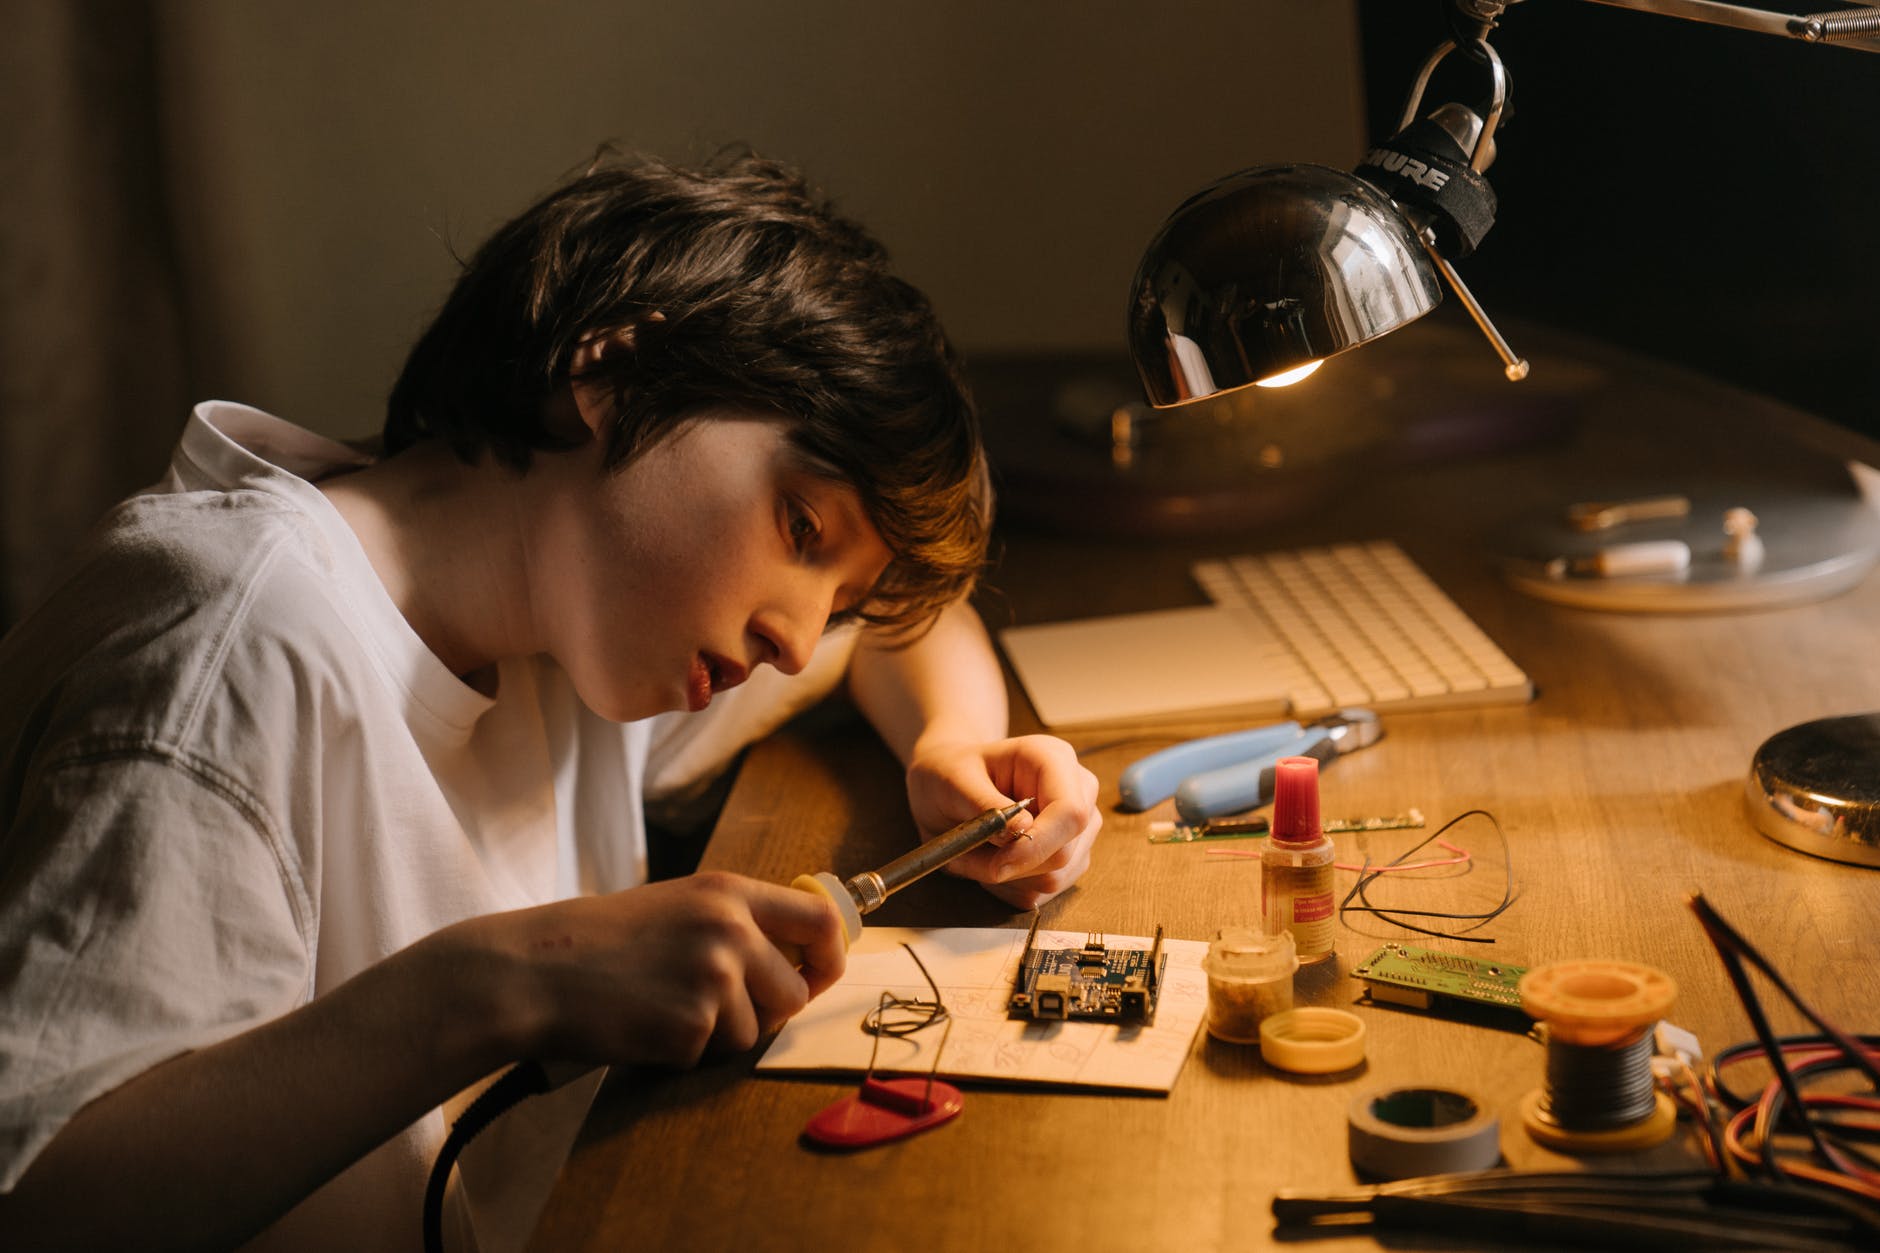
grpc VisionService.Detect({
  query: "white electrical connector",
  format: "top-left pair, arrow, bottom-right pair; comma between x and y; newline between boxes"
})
1653,1019 -> 1703,1069
1723,506 -> 1765,572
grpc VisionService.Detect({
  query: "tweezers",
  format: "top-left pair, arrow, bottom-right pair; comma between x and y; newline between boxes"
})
1273,1169 -> 1880,1250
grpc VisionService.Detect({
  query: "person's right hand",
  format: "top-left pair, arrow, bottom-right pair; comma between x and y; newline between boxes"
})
440,871 -> 848,1070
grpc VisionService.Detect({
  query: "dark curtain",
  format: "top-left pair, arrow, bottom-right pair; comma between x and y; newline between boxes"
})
0,0 -> 192,627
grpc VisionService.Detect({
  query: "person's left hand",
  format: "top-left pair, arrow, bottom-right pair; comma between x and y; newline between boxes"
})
903,735 -> 1100,909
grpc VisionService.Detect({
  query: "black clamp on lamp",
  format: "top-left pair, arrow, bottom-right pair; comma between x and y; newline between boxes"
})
1350,33 -> 1528,383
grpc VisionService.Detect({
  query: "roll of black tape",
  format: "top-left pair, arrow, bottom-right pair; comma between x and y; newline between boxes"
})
1347,1085 -> 1501,1180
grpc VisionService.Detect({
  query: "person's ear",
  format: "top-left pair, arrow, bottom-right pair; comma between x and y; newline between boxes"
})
568,314 -> 664,436
570,311 -> 667,373
568,327 -> 634,377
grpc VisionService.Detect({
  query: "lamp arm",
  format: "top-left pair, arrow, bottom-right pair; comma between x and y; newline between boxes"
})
1587,0 -> 1880,47
1461,0 -> 1880,51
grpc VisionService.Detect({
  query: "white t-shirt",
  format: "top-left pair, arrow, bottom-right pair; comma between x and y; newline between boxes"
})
0,402 -> 856,1251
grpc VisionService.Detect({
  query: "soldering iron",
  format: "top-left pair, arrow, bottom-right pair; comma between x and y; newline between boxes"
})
792,798 -> 1033,947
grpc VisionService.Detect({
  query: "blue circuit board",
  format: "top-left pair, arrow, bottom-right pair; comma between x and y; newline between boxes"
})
1008,921 -> 1166,1025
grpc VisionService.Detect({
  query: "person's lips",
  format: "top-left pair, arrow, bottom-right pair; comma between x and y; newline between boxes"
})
704,652 -> 747,693
687,653 -> 748,711
686,656 -> 713,711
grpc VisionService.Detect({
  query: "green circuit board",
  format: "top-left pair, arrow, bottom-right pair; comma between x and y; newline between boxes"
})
1353,942 -> 1528,1014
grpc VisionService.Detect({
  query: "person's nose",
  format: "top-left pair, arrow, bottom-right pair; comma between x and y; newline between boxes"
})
752,578 -> 834,676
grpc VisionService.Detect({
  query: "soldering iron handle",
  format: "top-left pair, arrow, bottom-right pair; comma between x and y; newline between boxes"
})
776,871 -> 865,967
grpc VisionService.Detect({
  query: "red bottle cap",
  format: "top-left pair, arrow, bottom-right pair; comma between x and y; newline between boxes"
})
1270,755 -> 1322,845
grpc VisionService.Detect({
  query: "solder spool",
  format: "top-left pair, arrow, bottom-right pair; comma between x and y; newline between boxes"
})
1516,959 -> 1678,1152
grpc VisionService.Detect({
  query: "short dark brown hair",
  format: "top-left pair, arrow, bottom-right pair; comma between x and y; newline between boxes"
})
386,150 -> 986,629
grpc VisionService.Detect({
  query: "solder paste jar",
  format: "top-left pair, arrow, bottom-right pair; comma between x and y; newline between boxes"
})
1203,927 -> 1298,1043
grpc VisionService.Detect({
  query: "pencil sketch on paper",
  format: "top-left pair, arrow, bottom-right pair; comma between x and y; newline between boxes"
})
756,925 -> 1210,1093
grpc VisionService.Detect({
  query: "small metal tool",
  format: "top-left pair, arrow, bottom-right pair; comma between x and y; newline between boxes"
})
1565,494 -> 1691,532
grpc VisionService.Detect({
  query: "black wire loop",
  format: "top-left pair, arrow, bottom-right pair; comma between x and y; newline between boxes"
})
859,942 -> 952,1088
1336,808 -> 1518,943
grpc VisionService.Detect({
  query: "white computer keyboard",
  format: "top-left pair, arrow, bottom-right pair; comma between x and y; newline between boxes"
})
1189,540 -> 1532,717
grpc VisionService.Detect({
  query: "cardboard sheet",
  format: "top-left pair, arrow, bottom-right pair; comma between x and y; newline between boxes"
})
757,925 -> 1209,1093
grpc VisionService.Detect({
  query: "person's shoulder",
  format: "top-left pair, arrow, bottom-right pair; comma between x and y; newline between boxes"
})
79,485 -> 352,643
97,399 -> 373,593
106,467 -> 323,561
0,489 -> 368,759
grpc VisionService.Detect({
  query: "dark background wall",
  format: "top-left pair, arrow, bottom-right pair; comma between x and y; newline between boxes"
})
146,1 -> 1367,442
1357,0 -> 1880,442
2,2 -> 1369,621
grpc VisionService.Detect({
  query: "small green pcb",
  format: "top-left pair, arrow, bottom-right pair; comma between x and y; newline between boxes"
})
1353,942 -> 1528,1015
1008,920 -> 1166,1025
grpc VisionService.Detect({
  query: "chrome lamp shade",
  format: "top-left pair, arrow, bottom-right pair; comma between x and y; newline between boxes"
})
1126,163 -> 1444,408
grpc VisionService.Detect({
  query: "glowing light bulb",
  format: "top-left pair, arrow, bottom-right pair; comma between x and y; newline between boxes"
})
1255,360 -> 1323,388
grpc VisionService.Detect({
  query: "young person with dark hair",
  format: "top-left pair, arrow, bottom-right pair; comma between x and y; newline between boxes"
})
0,152 -> 1100,1251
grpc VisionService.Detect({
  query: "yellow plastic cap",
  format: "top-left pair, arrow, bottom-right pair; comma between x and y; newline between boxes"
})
1260,1007 -> 1367,1074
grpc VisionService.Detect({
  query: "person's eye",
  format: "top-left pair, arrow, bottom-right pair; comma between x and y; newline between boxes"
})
786,498 -> 821,553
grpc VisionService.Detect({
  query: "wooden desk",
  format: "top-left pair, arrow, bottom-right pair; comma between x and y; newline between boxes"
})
530,326 -> 1880,1251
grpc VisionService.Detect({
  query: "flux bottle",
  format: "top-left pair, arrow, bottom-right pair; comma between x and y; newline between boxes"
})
1261,755 -> 1336,964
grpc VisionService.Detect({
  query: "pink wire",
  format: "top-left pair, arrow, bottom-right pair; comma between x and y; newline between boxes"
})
1206,838 -> 1472,873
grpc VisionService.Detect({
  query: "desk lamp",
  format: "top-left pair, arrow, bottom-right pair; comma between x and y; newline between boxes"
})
1127,0 -> 1880,613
